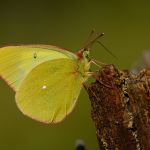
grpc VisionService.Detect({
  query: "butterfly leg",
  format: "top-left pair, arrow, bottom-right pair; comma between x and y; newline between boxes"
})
90,58 -> 106,67
82,82 -> 89,90
82,79 -> 99,99
86,71 -> 113,89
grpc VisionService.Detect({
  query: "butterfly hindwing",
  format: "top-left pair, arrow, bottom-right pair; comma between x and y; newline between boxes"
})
15,58 -> 82,123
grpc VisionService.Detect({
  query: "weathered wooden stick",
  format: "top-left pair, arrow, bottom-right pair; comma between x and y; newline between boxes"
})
88,65 -> 150,150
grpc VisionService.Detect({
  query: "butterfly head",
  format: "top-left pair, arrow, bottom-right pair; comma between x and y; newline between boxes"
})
76,48 -> 90,63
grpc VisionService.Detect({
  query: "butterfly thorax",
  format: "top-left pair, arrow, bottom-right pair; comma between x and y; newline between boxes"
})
76,50 -> 90,80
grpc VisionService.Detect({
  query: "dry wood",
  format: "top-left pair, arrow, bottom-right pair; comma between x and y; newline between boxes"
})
88,65 -> 150,150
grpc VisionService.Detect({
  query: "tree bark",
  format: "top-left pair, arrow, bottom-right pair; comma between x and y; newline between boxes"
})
88,65 -> 150,150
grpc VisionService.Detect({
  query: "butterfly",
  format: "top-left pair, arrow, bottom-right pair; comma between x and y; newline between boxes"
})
0,32 -> 104,124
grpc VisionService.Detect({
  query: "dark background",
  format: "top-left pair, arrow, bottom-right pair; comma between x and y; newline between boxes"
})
0,1 -> 150,150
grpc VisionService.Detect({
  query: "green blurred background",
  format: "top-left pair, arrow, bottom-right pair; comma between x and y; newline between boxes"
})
0,0 -> 150,150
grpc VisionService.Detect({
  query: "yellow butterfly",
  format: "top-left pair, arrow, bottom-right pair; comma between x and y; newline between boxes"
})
0,32 -> 104,123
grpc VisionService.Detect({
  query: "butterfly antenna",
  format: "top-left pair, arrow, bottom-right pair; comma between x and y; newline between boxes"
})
84,33 -> 104,51
81,29 -> 95,51
97,41 -> 117,59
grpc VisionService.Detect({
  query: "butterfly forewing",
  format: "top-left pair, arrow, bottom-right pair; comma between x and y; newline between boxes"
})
0,45 -> 76,91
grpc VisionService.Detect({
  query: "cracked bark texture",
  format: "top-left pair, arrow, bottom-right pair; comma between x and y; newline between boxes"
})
88,65 -> 150,150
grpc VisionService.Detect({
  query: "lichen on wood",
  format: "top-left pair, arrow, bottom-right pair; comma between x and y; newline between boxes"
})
88,64 -> 150,150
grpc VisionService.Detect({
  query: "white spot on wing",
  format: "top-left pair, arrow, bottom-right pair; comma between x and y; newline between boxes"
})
42,85 -> 47,90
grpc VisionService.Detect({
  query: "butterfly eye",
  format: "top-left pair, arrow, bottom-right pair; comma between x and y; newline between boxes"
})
83,51 -> 90,59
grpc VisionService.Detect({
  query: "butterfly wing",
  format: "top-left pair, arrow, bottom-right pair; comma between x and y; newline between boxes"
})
0,45 -> 76,91
15,58 -> 82,123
